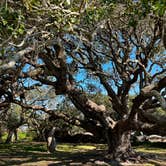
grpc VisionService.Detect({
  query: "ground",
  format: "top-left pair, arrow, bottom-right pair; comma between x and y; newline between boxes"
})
0,142 -> 166,166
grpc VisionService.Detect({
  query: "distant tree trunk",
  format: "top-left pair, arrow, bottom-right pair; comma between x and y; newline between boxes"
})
5,128 -> 18,143
47,127 -> 56,153
0,127 -> 2,143
13,128 -> 18,142
36,129 -> 43,141
5,129 -> 14,143
38,128 -> 46,141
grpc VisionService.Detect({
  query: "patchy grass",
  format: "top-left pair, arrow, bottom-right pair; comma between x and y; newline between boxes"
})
18,132 -> 27,140
136,146 -> 166,154
0,142 -> 165,166
1,131 -> 33,142
1,132 -> 7,141
134,143 -> 166,166
56,143 -> 106,153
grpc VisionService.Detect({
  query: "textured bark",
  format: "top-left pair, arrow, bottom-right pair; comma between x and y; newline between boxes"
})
104,120 -> 137,161
107,130 -> 134,160
68,89 -> 137,161
68,89 -> 115,129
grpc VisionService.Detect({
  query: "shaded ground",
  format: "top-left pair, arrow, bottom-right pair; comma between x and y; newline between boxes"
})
0,142 -> 166,166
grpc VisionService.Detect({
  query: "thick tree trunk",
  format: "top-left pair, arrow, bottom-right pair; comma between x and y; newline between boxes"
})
105,121 -> 137,161
47,127 -> 56,153
107,130 -> 134,161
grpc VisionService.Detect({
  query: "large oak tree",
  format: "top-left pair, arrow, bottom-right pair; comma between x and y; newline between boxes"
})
0,0 -> 166,161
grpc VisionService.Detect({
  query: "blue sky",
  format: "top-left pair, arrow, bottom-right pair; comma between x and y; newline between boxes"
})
21,42 -> 165,107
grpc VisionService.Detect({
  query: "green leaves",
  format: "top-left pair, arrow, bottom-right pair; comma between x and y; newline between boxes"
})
82,2 -> 114,27
152,1 -> 166,16
123,0 -> 166,28
0,6 -> 25,40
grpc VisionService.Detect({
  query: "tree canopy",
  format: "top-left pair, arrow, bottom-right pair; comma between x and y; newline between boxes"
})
0,0 -> 166,161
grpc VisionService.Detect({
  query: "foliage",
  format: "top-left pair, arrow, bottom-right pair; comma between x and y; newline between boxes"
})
0,0 -> 165,160
25,129 -> 37,141
5,104 -> 22,129
0,5 -> 25,45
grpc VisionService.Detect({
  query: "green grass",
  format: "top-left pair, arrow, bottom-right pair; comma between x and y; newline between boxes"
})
56,143 -> 106,153
1,131 -> 33,142
0,142 -> 165,166
136,146 -> 166,154
1,132 -> 7,141
18,132 -> 26,140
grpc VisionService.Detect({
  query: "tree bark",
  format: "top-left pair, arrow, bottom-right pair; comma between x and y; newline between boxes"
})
105,120 -> 137,161
107,130 -> 134,161
5,130 -> 14,143
36,128 -> 46,141
13,129 -> 18,142
5,128 -> 18,143
0,127 -> 2,143
68,89 -> 137,161
47,127 -> 56,153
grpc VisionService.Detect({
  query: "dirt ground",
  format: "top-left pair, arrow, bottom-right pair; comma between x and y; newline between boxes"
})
0,142 -> 166,166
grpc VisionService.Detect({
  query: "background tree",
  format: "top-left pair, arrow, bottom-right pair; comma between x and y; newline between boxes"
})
4,104 -> 25,143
